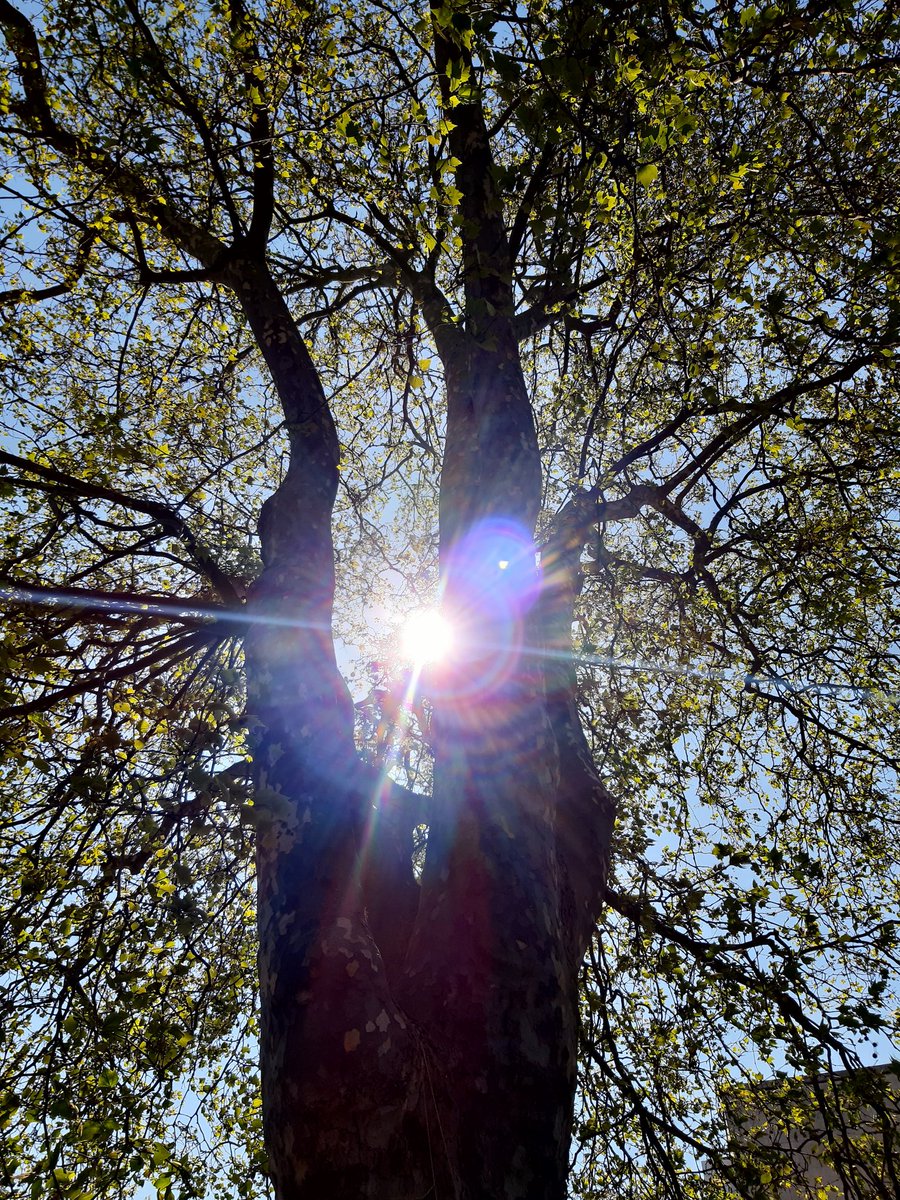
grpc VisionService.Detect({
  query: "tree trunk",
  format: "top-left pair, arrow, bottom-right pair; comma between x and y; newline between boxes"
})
238,261 -> 615,1197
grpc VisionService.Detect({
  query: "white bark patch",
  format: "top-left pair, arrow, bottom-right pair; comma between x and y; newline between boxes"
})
345,959 -> 359,977
498,814 -> 516,839
343,1029 -> 360,1052
320,917 -> 379,968
375,1008 -> 391,1033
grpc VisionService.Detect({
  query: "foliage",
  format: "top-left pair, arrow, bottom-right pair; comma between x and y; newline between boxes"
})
0,0 -> 898,1197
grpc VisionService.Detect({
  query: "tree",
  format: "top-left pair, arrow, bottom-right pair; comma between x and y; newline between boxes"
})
0,1 -> 898,1197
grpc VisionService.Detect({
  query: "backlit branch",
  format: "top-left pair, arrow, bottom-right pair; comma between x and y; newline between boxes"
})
0,228 -> 99,307
0,0 -> 227,268
0,451 -> 242,604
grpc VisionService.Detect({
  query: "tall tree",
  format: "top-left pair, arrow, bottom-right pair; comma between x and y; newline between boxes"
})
0,2 -> 898,1198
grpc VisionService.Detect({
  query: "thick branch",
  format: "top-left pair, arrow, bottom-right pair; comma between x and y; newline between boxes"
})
537,495 -> 625,961
228,0 -> 275,252
321,202 -> 460,346
119,0 -> 244,239
425,12 -> 544,540
430,0 -> 515,330
0,0 -> 226,268
611,351 -> 889,493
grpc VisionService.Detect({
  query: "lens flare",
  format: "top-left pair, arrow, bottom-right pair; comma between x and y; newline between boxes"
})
400,609 -> 453,665
433,518 -> 540,699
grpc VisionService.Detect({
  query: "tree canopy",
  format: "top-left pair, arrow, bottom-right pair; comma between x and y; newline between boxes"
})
0,1 -> 899,1197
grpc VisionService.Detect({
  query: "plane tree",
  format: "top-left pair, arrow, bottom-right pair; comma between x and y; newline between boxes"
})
0,1 -> 898,1198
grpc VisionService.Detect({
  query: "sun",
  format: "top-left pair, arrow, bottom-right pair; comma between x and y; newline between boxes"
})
400,609 -> 454,666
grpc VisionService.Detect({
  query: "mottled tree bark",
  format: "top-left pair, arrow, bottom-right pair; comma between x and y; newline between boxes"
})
237,258 -> 614,1198
235,7 -> 615,1191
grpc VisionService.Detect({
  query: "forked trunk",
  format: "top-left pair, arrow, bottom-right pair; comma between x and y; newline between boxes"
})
240,270 -> 614,1199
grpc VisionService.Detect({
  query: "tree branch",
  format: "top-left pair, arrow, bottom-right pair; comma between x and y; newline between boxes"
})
0,228 -> 99,307
603,885 -> 859,1065
429,0 -> 515,331
0,451 -> 242,604
0,627 -> 213,720
119,0 -> 244,239
227,0 -> 275,253
0,0 -> 226,268
0,577 -> 238,625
